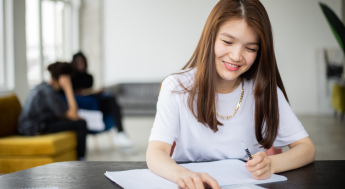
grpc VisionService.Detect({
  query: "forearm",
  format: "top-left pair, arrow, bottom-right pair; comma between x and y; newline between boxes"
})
268,142 -> 315,173
146,146 -> 190,182
64,86 -> 79,120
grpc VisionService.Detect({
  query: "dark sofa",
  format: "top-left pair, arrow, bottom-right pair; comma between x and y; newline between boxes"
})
105,83 -> 161,116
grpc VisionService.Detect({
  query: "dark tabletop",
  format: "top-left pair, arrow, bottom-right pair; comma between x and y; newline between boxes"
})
0,161 -> 344,189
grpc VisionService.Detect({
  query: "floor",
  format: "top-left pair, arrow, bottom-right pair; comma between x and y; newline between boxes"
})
86,115 -> 345,161
86,116 -> 153,161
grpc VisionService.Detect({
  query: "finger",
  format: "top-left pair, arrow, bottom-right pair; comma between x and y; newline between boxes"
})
253,166 -> 270,177
192,177 -> 204,189
253,169 -> 271,180
185,177 -> 196,189
259,170 -> 271,180
200,173 -> 221,189
246,162 -> 265,172
245,151 -> 265,167
176,177 -> 187,189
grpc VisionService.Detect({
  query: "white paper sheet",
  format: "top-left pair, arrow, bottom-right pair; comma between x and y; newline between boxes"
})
221,183 -> 266,189
105,159 -> 286,189
18,188 -> 59,189
78,109 -> 105,131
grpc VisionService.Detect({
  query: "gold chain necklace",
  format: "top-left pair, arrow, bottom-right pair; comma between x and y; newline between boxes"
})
216,80 -> 244,119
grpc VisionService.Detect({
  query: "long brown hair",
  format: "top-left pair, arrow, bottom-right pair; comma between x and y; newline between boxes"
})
179,0 -> 289,149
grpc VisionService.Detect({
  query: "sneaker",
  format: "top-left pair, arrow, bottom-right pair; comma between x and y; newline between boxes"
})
113,132 -> 133,147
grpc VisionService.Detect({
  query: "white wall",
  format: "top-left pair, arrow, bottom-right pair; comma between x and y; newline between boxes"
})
103,0 -> 219,85
12,0 -> 29,104
0,0 -> 29,104
103,0 -> 342,115
261,0 -> 342,114
80,0 -> 103,89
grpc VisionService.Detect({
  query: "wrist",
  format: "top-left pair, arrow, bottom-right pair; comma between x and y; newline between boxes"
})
172,169 -> 183,183
267,156 -> 275,174
172,168 -> 190,183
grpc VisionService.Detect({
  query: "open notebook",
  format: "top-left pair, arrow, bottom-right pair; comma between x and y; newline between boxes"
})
105,159 -> 287,189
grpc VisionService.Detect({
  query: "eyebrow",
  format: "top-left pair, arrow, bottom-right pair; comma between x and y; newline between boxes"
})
220,32 -> 259,45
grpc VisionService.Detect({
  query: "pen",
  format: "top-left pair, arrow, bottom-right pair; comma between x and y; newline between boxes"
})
241,141 -> 253,160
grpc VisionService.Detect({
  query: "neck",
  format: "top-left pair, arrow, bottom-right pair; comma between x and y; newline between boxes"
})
216,77 -> 242,94
48,80 -> 60,91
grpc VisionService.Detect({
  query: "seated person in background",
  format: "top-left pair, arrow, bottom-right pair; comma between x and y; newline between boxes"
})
71,52 -> 133,148
18,62 -> 87,161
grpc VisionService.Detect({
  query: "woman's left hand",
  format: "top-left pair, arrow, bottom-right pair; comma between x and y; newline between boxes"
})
244,151 -> 273,180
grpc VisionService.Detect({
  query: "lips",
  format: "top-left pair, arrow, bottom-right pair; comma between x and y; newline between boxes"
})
222,61 -> 241,71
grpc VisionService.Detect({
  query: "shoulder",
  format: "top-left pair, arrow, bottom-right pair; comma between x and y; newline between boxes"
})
38,83 -> 56,95
35,83 -> 63,102
243,79 -> 285,93
162,68 -> 196,91
277,86 -> 289,107
244,79 -> 287,100
277,86 -> 285,96
83,72 -> 93,79
30,83 -> 52,96
243,78 -> 255,95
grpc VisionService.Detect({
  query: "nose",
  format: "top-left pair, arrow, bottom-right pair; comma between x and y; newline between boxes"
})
229,46 -> 243,62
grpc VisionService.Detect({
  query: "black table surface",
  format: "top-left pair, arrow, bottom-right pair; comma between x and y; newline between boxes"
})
0,160 -> 344,189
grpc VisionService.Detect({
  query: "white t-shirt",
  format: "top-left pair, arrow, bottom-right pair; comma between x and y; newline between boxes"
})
149,68 -> 309,162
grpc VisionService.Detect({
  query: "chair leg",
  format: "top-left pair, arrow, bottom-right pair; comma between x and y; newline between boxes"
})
107,129 -> 115,149
93,135 -> 100,154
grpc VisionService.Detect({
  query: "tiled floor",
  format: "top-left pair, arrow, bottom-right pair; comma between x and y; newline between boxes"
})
86,115 -> 345,161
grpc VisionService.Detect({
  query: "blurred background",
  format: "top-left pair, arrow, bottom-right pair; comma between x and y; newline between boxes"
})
0,0 -> 344,173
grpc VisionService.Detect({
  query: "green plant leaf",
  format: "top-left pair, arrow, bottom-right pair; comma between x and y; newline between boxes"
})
319,2 -> 345,55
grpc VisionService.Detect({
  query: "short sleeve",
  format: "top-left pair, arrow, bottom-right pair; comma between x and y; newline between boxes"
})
80,74 -> 93,89
43,89 -> 68,118
273,87 -> 309,148
149,76 -> 180,145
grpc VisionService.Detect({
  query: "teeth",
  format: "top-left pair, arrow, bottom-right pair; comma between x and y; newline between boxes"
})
223,61 -> 239,67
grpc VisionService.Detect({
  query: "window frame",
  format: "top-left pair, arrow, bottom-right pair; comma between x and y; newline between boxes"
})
0,0 -> 15,91
26,0 -> 79,87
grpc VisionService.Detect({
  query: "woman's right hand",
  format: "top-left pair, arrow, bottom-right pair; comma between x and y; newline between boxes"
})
147,141 -> 220,189
175,170 -> 221,189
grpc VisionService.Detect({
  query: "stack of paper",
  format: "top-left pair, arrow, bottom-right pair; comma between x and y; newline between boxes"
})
78,109 -> 105,131
105,159 -> 287,189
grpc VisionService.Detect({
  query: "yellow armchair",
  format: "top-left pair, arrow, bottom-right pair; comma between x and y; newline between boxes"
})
332,83 -> 345,115
0,94 -> 77,173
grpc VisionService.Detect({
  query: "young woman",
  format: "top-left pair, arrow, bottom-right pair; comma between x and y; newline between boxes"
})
18,62 -> 87,161
146,0 -> 315,188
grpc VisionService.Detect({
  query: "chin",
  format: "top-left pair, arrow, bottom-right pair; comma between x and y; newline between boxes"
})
220,74 -> 239,81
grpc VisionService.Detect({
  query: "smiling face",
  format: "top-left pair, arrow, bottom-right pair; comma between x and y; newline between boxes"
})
214,19 -> 260,91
